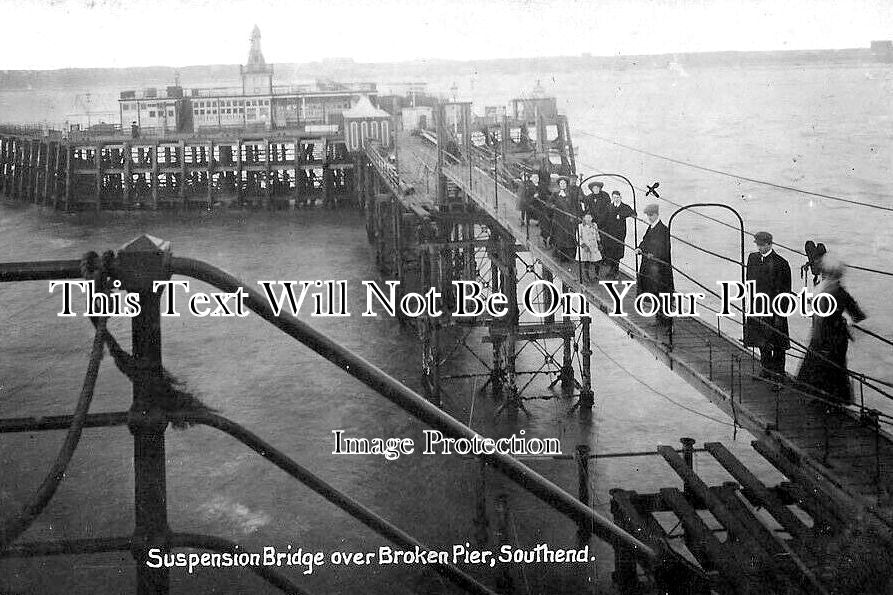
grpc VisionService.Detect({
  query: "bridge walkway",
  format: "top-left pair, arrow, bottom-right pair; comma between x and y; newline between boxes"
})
368,132 -> 893,515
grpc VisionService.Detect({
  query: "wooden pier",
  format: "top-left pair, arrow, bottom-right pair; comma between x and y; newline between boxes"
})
0,127 -> 357,210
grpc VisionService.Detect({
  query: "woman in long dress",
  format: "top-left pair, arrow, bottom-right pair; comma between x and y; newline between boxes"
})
551,177 -> 578,260
795,257 -> 866,404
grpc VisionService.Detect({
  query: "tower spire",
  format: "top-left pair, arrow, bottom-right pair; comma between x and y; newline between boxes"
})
247,24 -> 265,69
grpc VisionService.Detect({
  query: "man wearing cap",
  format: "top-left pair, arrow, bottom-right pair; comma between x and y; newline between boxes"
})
595,190 -> 637,277
743,231 -> 792,380
636,204 -> 674,324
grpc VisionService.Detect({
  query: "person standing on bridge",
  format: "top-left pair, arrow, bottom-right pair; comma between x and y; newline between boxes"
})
636,204 -> 674,325
795,257 -> 866,404
743,231 -> 792,381
518,173 -> 535,225
595,190 -> 636,278
577,213 -> 601,282
587,180 -> 610,218
551,177 -> 578,261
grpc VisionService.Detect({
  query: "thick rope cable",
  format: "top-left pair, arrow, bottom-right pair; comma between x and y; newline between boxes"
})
0,323 -> 105,551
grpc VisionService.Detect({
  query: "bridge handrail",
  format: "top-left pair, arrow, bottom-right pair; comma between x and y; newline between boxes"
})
169,255 -> 668,565
429,146 -> 893,411
0,403 -> 494,594
0,253 -> 682,589
531,196 -> 893,406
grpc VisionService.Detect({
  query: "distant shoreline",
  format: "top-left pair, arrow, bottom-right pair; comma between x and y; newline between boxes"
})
1,46 -> 890,90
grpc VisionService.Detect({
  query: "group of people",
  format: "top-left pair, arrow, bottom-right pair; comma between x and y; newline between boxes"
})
517,172 -> 866,405
519,175 -> 642,279
741,231 -> 866,404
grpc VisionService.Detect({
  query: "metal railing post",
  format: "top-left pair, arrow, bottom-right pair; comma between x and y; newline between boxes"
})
118,235 -> 173,595
576,444 -> 591,548
707,340 -> 713,381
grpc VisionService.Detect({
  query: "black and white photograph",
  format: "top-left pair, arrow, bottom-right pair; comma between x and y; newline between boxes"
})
1,1 -> 892,593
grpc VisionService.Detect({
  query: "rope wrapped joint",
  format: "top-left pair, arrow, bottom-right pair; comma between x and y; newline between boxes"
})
79,250 -> 215,432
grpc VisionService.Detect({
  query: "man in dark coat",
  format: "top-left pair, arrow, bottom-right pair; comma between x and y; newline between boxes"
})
743,231 -> 792,380
595,190 -> 636,277
636,204 -> 674,323
535,163 -> 553,244
518,174 -> 535,225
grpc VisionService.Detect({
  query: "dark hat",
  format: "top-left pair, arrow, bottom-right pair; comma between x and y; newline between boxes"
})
804,240 -> 827,263
587,181 -> 604,191
611,190 -> 621,197
753,231 -> 773,244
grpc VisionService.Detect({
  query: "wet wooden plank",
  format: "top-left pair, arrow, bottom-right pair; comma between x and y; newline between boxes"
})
657,446 -> 777,567
704,442 -> 811,542
710,484 -> 829,594
660,488 -> 767,595
753,439 -> 862,524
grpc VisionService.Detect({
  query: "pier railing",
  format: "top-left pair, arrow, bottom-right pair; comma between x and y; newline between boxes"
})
0,235 -> 706,594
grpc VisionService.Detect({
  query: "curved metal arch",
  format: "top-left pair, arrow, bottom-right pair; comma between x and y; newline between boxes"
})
667,202 -> 746,287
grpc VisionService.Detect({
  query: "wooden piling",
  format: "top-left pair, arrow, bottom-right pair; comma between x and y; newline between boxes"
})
94,143 -> 102,210
150,142 -> 158,209
63,143 -> 71,211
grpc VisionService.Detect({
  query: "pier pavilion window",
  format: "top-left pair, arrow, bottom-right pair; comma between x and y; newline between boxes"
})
349,122 -> 358,149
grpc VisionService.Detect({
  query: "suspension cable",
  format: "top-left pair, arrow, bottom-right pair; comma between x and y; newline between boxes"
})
575,159 -> 893,279
528,196 -> 893,398
424,130 -> 893,390
593,343 -> 735,428
576,131 -> 893,213
0,324 -> 105,550
575,159 -> 893,345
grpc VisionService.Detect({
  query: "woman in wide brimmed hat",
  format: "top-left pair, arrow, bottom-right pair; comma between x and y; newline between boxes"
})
795,256 -> 866,404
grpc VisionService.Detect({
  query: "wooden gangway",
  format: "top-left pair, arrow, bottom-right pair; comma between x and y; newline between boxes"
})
366,132 -> 893,519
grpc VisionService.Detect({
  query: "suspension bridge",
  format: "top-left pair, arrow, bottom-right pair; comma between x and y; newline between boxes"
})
2,92 -> 893,593
356,97 -> 893,591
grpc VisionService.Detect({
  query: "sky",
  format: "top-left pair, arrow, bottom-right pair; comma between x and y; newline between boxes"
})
0,0 -> 892,70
